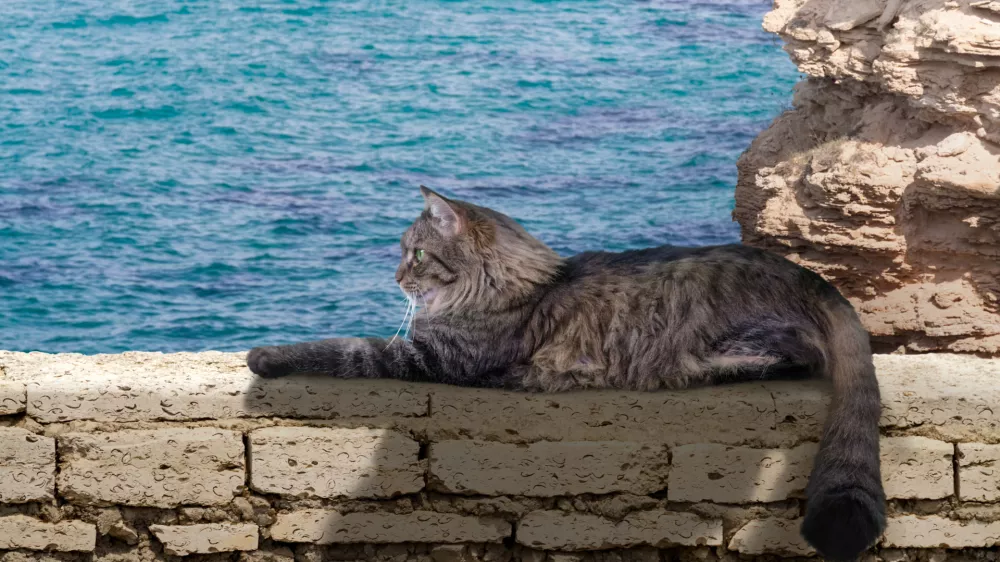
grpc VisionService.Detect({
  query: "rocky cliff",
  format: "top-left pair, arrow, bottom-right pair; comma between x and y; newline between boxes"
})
735,0 -> 1000,354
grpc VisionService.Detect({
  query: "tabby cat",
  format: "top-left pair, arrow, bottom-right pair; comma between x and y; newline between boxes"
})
247,186 -> 885,561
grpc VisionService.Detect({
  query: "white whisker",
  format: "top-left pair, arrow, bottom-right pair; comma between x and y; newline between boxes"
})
403,296 -> 417,342
404,292 -> 428,342
406,293 -> 427,342
384,297 -> 415,351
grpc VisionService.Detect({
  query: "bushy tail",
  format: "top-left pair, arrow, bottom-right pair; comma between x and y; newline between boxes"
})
801,306 -> 886,561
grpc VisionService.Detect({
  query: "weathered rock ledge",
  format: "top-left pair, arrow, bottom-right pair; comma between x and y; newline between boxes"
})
0,350 -> 998,561
735,0 -> 1000,354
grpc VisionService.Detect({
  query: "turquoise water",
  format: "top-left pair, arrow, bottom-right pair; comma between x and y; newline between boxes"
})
1,0 -> 797,353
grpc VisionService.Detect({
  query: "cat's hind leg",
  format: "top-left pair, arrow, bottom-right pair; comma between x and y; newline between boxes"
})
706,318 -> 825,384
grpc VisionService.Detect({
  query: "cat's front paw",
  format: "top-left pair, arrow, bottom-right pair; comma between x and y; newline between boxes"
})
247,346 -> 294,379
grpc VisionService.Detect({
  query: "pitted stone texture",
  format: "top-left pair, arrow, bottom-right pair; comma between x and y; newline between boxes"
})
878,355 -> 1000,443
427,382 -> 814,447
884,515 -> 1000,548
0,428 -> 55,503
0,351 -> 426,422
958,443 -> 1000,501
429,440 -> 670,496
669,435 -> 956,504
249,427 -> 424,499
270,510 -> 509,544
0,515 -> 96,552
767,381 -> 829,443
668,443 -> 817,503
57,427 -> 244,507
881,436 -> 954,499
0,381 -> 26,415
764,356 -> 1000,444
728,518 -> 814,556
241,547 -> 296,562
149,523 -> 259,556
428,356 -> 999,446
516,510 -> 722,551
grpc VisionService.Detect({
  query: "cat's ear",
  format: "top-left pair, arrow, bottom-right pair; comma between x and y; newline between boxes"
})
420,185 -> 466,236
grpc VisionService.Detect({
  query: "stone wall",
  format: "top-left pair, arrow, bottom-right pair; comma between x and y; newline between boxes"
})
734,0 -> 1000,354
0,350 -> 998,561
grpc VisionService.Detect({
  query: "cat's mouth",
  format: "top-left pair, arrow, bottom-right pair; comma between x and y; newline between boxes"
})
400,284 -> 440,306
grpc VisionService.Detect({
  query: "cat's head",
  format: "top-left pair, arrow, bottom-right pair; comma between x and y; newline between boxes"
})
395,186 -> 562,314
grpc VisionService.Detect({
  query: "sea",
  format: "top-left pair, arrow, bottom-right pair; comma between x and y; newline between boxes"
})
1,0 -> 798,353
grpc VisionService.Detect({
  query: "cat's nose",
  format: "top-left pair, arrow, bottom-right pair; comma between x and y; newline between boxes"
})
394,265 -> 405,283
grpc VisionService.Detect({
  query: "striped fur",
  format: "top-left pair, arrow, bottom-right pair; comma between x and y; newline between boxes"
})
248,187 -> 885,560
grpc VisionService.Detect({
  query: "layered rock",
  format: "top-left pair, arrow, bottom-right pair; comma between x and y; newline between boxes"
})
735,0 -> 1000,354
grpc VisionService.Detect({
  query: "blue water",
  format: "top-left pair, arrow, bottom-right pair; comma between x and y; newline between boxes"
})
1,0 -> 797,354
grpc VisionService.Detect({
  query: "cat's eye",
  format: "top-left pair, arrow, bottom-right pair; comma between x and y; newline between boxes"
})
414,249 -> 425,263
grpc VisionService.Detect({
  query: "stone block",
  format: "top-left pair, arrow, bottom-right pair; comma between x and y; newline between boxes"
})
884,515 -> 1000,548
958,443 -> 1000,501
881,436 -> 954,499
424,356 -> 1000,446
249,427 -> 424,499
767,355 -> 1000,445
240,546 -> 296,562
0,381 -> 26,415
767,381 -> 830,443
429,545 -> 470,562
428,440 -> 669,496
727,518 -> 814,556
0,515 -> 96,552
425,381 -> 811,447
516,510 -> 722,550
877,355 -> 1000,443
0,351 -> 427,422
0,428 -> 55,503
668,443 -> 817,503
57,427 -> 245,507
270,510 -> 510,544
149,523 -> 259,556
668,436 -> 956,504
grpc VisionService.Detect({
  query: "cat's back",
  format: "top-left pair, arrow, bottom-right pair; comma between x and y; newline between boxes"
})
557,242 -> 839,303
564,243 -> 792,277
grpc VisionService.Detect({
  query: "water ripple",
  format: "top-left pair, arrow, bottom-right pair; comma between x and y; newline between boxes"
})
0,0 -> 796,353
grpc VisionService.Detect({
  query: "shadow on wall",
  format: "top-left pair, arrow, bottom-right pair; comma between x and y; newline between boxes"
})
240,372 -> 472,554
241,365 -> 827,558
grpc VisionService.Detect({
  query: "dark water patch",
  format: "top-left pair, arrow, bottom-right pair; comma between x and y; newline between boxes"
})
93,106 -> 180,120
643,0 -> 782,45
231,157 -> 376,177
97,13 -> 170,26
518,108 -> 781,150
102,57 -> 134,67
52,17 -> 88,29
650,20 -> 781,46
225,102 -> 268,115
283,7 -> 328,17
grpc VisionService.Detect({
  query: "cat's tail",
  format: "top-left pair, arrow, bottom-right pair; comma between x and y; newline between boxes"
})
800,303 -> 886,562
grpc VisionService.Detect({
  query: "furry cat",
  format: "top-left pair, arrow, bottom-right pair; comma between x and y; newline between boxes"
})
247,186 -> 885,561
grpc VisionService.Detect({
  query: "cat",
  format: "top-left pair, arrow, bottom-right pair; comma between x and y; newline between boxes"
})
247,186 -> 885,562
